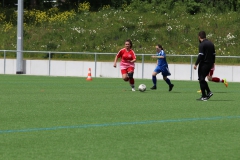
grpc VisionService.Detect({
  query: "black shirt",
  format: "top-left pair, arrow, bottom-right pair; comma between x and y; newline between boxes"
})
195,39 -> 216,65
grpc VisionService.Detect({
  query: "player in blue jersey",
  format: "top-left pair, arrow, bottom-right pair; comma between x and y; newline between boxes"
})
150,44 -> 174,91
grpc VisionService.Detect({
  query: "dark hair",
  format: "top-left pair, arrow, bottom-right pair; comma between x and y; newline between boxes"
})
126,39 -> 133,48
198,31 -> 206,39
157,44 -> 164,50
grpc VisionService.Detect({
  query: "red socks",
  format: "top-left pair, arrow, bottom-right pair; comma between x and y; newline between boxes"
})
212,77 -> 224,83
212,77 -> 220,82
129,78 -> 134,86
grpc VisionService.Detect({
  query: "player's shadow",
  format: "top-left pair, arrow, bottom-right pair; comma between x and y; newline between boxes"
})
209,100 -> 234,101
213,92 -> 228,93
143,90 -> 182,93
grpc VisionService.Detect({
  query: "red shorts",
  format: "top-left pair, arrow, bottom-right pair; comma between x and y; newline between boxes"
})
121,67 -> 134,74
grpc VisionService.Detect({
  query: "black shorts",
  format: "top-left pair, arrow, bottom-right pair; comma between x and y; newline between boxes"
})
198,63 -> 213,81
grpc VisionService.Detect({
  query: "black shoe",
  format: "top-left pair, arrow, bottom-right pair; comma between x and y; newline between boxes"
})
169,84 -> 174,91
150,86 -> 157,90
196,97 -> 208,101
207,92 -> 213,100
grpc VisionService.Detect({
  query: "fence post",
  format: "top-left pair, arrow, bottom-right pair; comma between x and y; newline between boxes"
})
142,54 -> 144,79
4,50 -> 6,74
94,53 -> 97,77
190,55 -> 193,80
48,52 -> 51,76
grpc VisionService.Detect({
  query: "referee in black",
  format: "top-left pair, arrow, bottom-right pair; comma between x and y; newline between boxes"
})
194,31 -> 216,101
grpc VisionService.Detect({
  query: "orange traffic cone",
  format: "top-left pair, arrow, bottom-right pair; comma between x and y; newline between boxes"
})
86,68 -> 92,81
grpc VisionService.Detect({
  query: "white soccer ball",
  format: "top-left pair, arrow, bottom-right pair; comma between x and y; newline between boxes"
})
138,84 -> 146,92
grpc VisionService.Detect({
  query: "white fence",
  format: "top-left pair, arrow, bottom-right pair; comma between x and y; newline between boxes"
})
0,50 -> 240,82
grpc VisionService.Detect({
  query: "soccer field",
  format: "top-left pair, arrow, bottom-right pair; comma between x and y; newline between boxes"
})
1,75 -> 240,160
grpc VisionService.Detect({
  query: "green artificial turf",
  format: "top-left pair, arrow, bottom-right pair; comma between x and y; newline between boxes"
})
0,75 -> 239,160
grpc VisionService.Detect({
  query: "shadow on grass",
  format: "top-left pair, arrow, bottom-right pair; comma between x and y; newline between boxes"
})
209,100 -> 234,101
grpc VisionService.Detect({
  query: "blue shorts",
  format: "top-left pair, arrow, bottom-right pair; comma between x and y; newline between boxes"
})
154,65 -> 171,77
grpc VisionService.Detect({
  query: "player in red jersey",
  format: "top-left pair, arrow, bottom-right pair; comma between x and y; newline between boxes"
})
113,39 -> 136,91
197,64 -> 228,93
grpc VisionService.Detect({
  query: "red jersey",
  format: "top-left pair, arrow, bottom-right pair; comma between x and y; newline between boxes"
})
116,48 -> 136,69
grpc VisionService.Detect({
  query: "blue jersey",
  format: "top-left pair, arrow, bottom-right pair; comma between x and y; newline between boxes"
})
157,50 -> 168,67
154,50 -> 171,76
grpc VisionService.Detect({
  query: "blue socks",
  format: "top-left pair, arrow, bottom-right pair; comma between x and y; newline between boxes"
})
165,78 -> 172,86
152,76 -> 157,86
153,76 -> 172,87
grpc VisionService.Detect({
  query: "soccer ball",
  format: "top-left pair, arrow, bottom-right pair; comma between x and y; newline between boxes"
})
138,84 -> 146,92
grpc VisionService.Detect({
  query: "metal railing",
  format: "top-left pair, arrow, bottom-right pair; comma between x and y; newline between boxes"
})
1,50 -> 240,80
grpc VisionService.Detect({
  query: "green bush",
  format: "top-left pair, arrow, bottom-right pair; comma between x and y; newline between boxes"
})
186,0 -> 201,15
0,1 -> 239,63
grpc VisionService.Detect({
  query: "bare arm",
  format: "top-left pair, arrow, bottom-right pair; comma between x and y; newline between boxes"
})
130,59 -> 136,63
113,56 -> 118,68
152,55 -> 162,65
151,55 -> 164,58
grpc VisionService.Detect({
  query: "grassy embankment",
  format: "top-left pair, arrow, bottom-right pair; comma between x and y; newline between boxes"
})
0,4 -> 239,64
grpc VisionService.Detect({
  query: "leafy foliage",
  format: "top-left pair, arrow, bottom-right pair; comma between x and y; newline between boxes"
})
1,0 -> 240,12
0,0 -> 239,61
